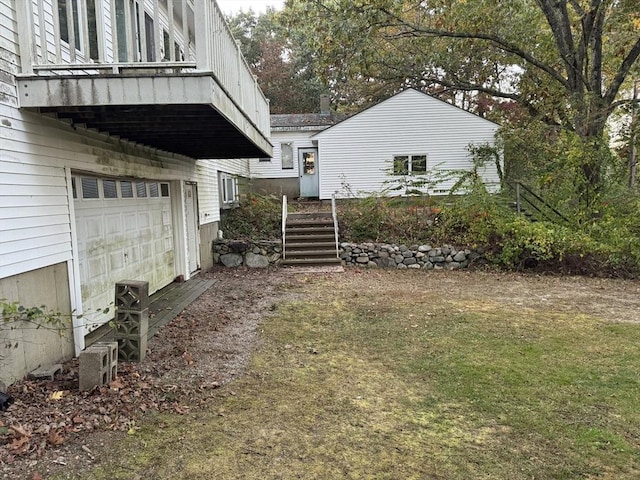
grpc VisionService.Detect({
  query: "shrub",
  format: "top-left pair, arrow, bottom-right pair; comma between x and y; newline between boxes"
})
220,193 -> 282,240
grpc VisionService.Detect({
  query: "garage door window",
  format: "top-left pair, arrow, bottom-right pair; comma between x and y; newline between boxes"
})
120,181 -> 134,198
103,179 -> 118,199
73,177 -> 170,201
81,177 -> 99,199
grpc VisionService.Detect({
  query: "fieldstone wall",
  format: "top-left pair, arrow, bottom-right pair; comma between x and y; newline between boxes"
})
339,242 -> 483,270
213,240 -> 282,268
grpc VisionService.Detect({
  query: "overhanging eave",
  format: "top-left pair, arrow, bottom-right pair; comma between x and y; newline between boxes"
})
17,73 -> 272,159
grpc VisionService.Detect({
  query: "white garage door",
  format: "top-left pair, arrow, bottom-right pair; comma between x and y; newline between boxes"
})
73,175 -> 174,333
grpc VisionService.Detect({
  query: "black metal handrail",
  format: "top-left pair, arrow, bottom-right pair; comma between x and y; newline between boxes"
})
507,180 -> 571,225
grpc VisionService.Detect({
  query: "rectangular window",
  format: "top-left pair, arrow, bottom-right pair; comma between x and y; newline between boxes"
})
144,12 -> 156,62
259,157 -> 271,162
103,179 -> 118,198
71,177 -> 77,199
393,154 -> 427,175
58,0 -> 81,48
149,182 -> 159,197
86,0 -> 99,60
412,155 -> 427,173
115,0 -> 128,61
281,143 -> 293,170
393,156 -> 409,175
121,181 -> 134,198
81,177 -> 99,199
136,181 -> 147,198
163,30 -> 170,61
302,151 -> 316,174
160,183 -> 170,197
221,174 -> 238,204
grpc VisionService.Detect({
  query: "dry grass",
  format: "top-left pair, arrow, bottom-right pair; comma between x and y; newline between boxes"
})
67,270 -> 640,480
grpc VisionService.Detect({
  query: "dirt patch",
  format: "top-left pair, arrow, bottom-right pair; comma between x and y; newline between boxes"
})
1,268 -> 638,479
0,268 -> 300,480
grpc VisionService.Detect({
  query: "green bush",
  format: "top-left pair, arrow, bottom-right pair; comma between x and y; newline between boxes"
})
220,193 -> 282,240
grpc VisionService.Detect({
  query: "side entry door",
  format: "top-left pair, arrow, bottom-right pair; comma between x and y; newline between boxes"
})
298,148 -> 319,198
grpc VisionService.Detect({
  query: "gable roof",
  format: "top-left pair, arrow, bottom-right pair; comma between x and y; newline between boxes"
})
312,88 -> 500,138
270,112 -> 345,132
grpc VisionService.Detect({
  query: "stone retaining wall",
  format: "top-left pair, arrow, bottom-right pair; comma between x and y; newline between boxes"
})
213,240 -> 282,268
339,242 -> 483,270
213,239 -> 483,270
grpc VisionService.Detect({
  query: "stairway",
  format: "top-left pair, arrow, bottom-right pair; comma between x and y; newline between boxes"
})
283,212 -> 342,267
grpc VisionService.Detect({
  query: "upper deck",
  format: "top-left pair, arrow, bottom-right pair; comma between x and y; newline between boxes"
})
15,0 -> 272,159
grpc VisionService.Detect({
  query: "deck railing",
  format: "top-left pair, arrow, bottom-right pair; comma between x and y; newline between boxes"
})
15,0 -> 269,134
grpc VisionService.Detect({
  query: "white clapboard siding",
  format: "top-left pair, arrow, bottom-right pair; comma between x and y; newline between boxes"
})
215,158 -> 250,177
195,160 -> 221,225
0,157 -> 72,278
314,89 -> 500,199
249,131 -> 315,179
0,108 -> 202,281
0,0 -> 18,109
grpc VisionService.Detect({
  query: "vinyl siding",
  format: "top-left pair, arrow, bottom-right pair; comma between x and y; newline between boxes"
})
215,158 -> 250,177
196,160 -> 221,225
314,89 -> 500,199
249,131 -> 318,179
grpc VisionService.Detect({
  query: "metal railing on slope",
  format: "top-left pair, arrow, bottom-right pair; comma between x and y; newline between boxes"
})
507,180 -> 571,225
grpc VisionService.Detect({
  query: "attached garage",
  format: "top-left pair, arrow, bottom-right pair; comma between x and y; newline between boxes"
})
72,175 -> 175,333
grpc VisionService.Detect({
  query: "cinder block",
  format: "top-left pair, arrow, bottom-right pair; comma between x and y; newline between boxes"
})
113,309 -> 148,362
28,363 -> 63,381
115,280 -> 149,310
92,342 -> 118,381
79,346 -> 110,391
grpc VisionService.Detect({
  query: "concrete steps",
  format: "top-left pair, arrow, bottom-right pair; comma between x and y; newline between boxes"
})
283,212 -> 341,267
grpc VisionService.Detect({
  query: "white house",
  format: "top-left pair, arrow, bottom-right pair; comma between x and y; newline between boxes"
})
249,94 -> 343,198
0,0 -> 271,385
251,89 -> 501,199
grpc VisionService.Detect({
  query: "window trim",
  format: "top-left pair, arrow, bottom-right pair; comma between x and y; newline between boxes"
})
281,143 -> 294,170
220,173 -> 238,205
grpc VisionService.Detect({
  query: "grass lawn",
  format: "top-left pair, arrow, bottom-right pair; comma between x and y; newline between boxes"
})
79,270 -> 639,479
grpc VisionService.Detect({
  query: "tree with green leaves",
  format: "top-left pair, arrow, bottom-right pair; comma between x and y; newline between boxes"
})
283,0 -> 640,207
225,8 -> 326,113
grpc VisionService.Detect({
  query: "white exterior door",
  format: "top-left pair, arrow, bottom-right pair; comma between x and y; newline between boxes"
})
73,175 -> 174,333
184,183 -> 200,273
299,148 -> 319,197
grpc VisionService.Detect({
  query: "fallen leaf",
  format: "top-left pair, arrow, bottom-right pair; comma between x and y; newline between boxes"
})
8,435 -> 30,453
182,351 -> 194,365
10,424 -> 30,438
109,378 -> 125,390
47,430 -> 65,446
48,391 -> 67,401
32,474 -> 44,480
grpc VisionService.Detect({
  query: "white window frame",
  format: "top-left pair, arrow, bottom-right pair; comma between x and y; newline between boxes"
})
393,154 -> 428,175
220,173 -> 238,206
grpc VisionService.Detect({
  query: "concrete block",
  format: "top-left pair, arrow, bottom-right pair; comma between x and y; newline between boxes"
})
113,308 -> 148,362
92,342 -> 118,381
79,346 -> 110,391
115,280 -> 149,311
28,363 -> 63,381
